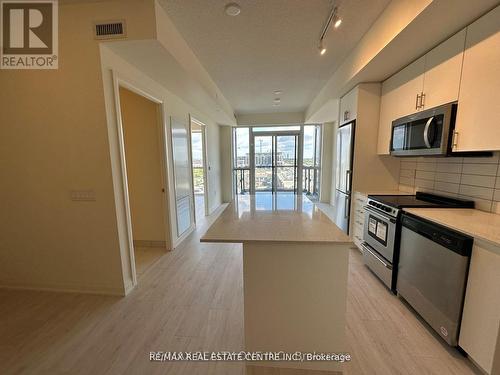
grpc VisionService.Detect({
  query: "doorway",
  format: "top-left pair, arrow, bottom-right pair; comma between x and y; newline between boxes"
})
118,87 -> 170,280
190,117 -> 208,221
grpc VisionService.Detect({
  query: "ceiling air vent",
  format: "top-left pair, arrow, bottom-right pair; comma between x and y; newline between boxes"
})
94,20 -> 126,40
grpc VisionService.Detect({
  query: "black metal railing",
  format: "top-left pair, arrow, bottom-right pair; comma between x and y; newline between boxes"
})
234,168 -> 250,194
303,166 -> 320,196
235,166 -> 320,195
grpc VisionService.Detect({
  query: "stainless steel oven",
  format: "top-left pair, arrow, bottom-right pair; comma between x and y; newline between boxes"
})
390,102 -> 457,156
362,202 -> 399,290
363,206 -> 397,262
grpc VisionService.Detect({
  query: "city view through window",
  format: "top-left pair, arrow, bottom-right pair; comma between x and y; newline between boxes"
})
233,125 -> 321,195
191,131 -> 204,194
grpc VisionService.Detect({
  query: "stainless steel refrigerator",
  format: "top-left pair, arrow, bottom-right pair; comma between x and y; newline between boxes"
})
333,120 -> 355,234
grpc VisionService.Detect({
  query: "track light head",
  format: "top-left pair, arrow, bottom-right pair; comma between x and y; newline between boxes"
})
319,39 -> 327,55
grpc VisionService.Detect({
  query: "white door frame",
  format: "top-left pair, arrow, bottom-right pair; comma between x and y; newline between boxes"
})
189,116 -> 209,219
111,72 -> 172,289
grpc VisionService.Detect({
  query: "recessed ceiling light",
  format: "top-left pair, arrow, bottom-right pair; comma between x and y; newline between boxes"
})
225,2 -> 241,16
274,90 -> 283,95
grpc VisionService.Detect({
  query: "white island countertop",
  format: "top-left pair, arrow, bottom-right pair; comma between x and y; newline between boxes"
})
404,208 -> 500,248
201,194 -> 351,244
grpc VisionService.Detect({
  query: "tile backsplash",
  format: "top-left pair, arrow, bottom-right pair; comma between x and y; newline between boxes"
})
398,152 -> 500,214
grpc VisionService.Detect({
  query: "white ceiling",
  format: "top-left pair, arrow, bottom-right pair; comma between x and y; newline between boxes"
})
159,0 -> 391,115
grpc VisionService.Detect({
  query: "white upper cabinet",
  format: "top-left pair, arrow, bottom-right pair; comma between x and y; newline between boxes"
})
339,87 -> 358,126
421,29 -> 466,110
454,6 -> 500,152
377,57 -> 425,155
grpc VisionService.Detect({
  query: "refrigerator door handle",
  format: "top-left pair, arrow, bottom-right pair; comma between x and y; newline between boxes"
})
344,195 -> 350,218
345,170 -> 351,194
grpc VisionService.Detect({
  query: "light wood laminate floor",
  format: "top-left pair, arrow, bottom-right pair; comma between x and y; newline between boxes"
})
134,247 -> 166,278
0,203 -> 481,375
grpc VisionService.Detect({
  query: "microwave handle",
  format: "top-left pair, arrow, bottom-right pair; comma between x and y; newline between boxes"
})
423,116 -> 434,148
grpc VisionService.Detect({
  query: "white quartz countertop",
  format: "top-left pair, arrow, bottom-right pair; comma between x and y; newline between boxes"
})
403,208 -> 500,247
201,194 -> 351,244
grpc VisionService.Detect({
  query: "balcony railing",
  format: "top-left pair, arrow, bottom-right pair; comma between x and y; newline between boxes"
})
234,166 -> 319,195
303,166 -> 320,196
234,168 -> 250,194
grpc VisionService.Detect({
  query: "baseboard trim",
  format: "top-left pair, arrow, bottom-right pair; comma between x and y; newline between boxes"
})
123,278 -> 135,296
0,281 -> 125,296
133,240 -> 168,248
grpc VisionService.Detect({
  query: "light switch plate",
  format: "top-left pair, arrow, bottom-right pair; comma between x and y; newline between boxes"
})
70,190 -> 96,201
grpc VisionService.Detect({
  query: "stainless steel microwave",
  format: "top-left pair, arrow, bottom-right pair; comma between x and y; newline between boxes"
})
390,102 -> 457,156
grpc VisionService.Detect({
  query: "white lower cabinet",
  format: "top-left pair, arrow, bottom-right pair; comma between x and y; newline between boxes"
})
351,192 -> 367,250
459,241 -> 500,374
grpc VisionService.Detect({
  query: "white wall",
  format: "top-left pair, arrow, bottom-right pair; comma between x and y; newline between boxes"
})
219,126 -> 234,203
0,0 -> 226,295
330,122 -> 339,206
205,122 -> 223,214
320,122 -> 334,203
236,112 -> 305,126
0,0 -> 157,295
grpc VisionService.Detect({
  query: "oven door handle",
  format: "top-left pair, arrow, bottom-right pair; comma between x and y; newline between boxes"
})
361,243 -> 392,270
364,205 -> 397,223
423,116 -> 434,148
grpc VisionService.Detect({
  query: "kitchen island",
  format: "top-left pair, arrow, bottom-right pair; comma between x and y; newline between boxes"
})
201,193 -> 352,372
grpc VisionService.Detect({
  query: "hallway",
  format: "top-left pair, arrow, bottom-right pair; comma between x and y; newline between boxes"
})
0,200 -> 478,375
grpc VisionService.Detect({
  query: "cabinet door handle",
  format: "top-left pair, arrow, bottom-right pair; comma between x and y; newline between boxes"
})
420,92 -> 425,109
415,93 -> 421,110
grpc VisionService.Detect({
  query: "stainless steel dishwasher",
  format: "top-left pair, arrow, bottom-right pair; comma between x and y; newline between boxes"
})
397,213 -> 473,346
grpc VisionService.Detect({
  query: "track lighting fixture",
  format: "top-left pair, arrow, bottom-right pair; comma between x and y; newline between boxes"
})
318,5 -> 342,55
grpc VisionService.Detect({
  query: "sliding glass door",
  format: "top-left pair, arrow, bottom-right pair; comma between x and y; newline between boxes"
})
251,129 -> 301,194
234,125 -> 324,196
275,134 -> 298,192
254,135 -> 274,191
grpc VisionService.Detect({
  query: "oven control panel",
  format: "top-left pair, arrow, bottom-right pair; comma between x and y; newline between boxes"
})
367,200 -> 398,217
